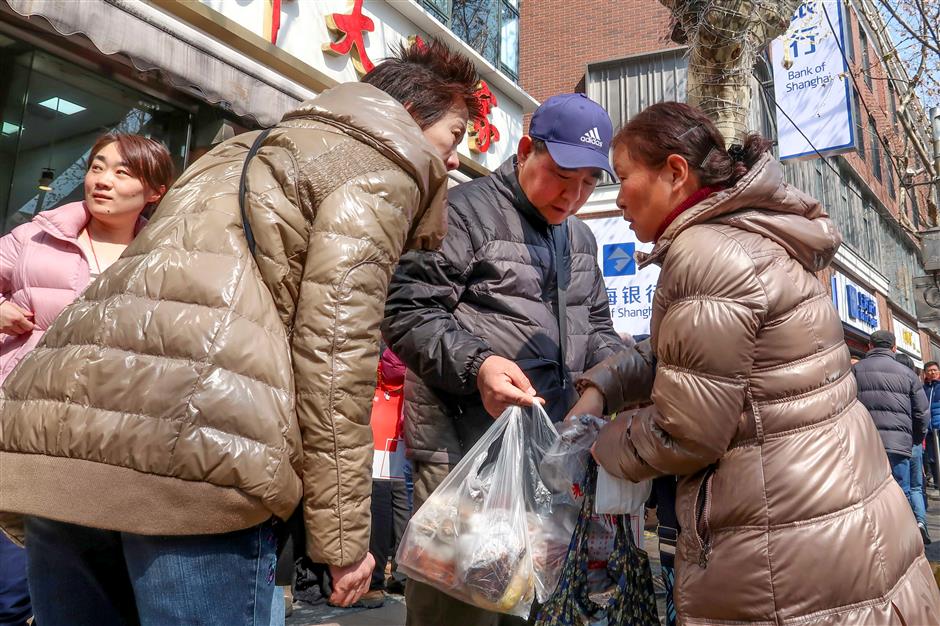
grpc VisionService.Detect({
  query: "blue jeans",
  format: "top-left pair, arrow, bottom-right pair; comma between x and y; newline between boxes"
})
909,445 -> 928,524
25,516 -> 280,626
0,534 -> 30,626
887,452 -> 921,524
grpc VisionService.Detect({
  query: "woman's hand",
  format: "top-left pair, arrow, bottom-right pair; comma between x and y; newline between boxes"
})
0,301 -> 34,335
565,385 -> 605,420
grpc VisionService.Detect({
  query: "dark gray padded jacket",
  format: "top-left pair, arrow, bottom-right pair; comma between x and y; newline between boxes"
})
382,157 -> 623,463
854,347 -> 929,457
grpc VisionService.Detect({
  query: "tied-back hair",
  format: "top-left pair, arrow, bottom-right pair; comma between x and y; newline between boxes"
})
612,102 -> 772,187
361,37 -> 481,129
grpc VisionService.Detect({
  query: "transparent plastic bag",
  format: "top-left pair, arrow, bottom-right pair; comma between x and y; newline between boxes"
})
396,404 -> 578,617
595,465 -> 652,515
539,414 -> 606,504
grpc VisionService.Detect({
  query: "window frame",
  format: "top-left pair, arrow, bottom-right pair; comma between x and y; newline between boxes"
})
420,0 -> 520,80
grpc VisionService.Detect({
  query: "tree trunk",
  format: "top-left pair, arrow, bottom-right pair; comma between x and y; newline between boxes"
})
660,0 -> 803,144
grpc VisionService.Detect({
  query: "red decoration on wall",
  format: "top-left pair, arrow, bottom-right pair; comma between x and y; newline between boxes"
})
468,81 -> 500,153
323,0 -> 376,75
270,0 -> 281,44
407,34 -> 427,51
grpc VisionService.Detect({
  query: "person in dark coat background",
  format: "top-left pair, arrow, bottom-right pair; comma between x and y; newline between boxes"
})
854,329 -> 930,544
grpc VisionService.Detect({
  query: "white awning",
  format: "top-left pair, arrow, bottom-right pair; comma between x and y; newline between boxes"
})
5,0 -> 316,126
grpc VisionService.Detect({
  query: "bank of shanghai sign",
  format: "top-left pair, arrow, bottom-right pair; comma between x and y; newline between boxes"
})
770,1 -> 856,160
585,217 -> 660,337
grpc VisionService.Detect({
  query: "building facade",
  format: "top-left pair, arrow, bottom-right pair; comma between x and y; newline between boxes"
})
521,0 -> 940,364
0,0 -> 536,234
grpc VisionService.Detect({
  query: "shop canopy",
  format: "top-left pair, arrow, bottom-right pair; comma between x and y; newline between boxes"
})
6,0 -> 314,126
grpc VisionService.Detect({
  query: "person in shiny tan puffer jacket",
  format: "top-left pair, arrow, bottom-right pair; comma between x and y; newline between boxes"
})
0,40 -> 480,624
569,102 -> 940,625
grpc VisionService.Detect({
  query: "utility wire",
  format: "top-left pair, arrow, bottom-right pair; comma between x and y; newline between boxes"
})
822,2 -> 929,191
756,56 -> 923,256
756,55 -> 870,209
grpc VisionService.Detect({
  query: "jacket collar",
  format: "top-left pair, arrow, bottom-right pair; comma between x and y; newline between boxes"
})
281,82 -> 448,251
864,347 -> 897,360
31,201 -> 147,245
31,201 -> 91,243
638,153 -> 841,273
495,157 -> 552,232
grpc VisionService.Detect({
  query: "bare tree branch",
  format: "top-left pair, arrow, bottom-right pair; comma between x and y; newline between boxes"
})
874,0 -> 940,55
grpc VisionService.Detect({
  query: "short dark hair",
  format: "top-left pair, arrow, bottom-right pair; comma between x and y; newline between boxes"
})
925,361 -> 939,370
361,37 -> 481,129
895,352 -> 916,371
869,330 -> 896,349
612,101 -> 772,188
89,133 -> 175,195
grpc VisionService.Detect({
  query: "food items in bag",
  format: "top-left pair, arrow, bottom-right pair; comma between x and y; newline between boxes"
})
527,510 -> 574,598
396,496 -> 460,589
398,405 -> 573,617
459,512 -> 534,611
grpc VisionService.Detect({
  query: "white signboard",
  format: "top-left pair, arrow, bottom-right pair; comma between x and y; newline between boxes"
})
583,217 -> 661,338
893,317 -> 923,365
830,271 -> 879,336
770,0 -> 856,159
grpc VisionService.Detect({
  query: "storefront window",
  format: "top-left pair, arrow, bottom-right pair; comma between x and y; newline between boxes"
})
499,0 -> 519,77
0,38 -> 191,234
420,0 -> 519,79
451,0 -> 499,68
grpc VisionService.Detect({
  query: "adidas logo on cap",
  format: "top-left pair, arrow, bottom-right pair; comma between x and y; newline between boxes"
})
580,127 -> 603,147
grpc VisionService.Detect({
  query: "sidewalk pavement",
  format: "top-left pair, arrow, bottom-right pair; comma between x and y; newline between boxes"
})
288,489 -> 940,626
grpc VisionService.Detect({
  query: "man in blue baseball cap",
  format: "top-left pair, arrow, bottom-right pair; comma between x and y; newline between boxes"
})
383,93 -> 624,625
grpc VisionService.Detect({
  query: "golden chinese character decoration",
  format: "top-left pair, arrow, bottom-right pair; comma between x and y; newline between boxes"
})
323,0 -> 376,75
468,81 -> 500,153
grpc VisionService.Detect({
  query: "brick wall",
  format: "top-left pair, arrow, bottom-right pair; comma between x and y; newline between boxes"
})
519,0 -> 677,123
840,7 -> 935,228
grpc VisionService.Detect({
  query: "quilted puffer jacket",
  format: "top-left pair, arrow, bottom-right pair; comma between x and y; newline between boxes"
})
854,347 -> 929,456
582,154 -> 940,625
0,201 -> 146,383
382,157 -> 624,464
0,82 -> 448,567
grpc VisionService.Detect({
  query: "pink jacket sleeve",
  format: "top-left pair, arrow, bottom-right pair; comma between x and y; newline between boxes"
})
0,227 -> 26,301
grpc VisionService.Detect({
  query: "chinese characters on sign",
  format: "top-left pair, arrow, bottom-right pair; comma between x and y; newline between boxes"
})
468,81 -> 500,153
846,284 -> 877,328
892,317 -> 923,363
586,217 -> 660,337
770,0 -> 856,160
323,0 -> 376,75
831,271 -> 880,335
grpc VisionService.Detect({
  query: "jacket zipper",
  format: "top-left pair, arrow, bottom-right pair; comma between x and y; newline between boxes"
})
694,466 -> 716,568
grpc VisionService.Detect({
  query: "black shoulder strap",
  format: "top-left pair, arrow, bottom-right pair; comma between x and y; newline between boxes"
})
238,128 -> 274,255
554,221 -> 569,388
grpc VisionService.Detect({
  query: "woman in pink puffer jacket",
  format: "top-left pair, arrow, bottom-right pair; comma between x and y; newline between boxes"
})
0,133 -> 173,383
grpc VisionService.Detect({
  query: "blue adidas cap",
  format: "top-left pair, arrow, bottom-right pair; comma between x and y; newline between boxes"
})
529,93 -> 614,176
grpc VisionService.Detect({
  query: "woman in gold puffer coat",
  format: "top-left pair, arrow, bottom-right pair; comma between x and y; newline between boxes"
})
571,102 -> 940,625
0,40 -> 479,624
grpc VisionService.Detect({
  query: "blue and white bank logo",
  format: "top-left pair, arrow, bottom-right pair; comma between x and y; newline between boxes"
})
602,243 -> 636,276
